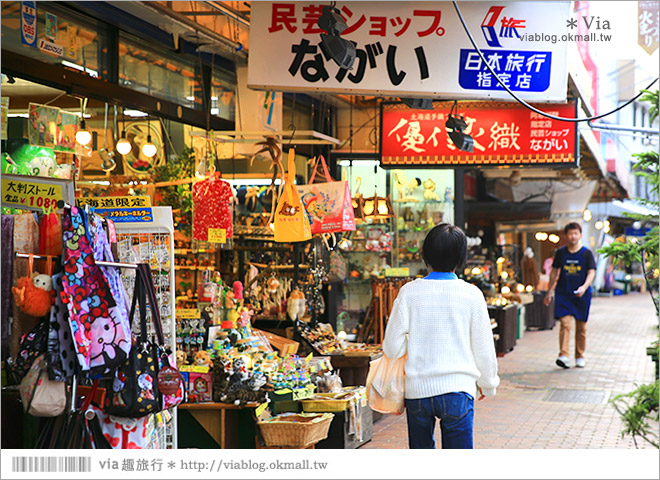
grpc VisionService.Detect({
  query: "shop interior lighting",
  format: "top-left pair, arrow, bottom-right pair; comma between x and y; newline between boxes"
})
583,209 -> 592,222
525,285 -> 534,293
535,232 -> 548,241
363,161 -> 395,221
75,119 -> 92,146
445,102 -> 474,152
124,109 -> 149,118
471,267 -> 482,276
141,116 -> 158,158
548,234 -> 560,243
501,285 -> 511,295
317,4 -> 356,70
496,256 -> 505,264
501,271 -> 509,280
603,220 -> 611,233
594,220 -> 604,230
516,284 -> 525,293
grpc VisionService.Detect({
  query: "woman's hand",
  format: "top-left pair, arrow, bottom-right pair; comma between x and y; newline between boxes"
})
477,387 -> 485,401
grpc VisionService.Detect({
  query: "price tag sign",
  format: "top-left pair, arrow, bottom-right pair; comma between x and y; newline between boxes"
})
177,309 -> 201,319
305,352 -> 314,364
208,228 -> 227,244
255,403 -> 268,417
2,177 -> 63,211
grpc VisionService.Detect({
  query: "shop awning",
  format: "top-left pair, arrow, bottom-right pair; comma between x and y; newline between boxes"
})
588,199 -> 658,220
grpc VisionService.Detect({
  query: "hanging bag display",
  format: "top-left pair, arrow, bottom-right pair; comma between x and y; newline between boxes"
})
105,264 -> 164,418
296,155 -> 356,234
19,354 -> 67,417
61,206 -> 130,373
274,149 -> 312,243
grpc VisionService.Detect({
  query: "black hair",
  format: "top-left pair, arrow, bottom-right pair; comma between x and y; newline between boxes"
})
564,222 -> 582,234
422,223 -> 468,273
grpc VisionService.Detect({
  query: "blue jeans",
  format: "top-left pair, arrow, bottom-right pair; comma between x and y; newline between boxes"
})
405,392 -> 474,449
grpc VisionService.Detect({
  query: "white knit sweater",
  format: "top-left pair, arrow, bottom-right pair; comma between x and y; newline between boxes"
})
382,278 -> 500,399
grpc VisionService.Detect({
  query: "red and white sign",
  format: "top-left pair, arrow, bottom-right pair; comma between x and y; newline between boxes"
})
381,100 -> 577,167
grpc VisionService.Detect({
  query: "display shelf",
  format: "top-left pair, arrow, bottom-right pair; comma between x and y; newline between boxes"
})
174,248 -> 218,255
393,200 -> 451,205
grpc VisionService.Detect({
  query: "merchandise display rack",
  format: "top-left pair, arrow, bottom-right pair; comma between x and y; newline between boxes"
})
114,206 -> 178,449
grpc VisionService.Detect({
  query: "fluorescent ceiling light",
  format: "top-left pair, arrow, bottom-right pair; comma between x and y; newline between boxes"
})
226,178 -> 283,186
338,160 -> 381,167
211,108 -> 219,115
61,60 -> 98,78
186,96 -> 195,101
124,110 -> 148,117
8,113 -> 29,118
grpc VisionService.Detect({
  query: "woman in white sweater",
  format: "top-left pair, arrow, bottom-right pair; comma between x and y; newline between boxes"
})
382,223 -> 499,449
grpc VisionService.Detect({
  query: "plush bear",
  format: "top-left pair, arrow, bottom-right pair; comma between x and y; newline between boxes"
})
176,350 -> 187,369
423,178 -> 440,201
12,273 -> 54,318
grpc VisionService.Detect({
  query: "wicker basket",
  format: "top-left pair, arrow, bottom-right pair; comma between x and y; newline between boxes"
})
258,413 -> 334,448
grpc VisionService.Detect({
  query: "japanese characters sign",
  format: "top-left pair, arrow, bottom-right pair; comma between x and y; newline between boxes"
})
20,1 -> 37,47
76,195 -> 151,209
94,207 -> 154,223
249,2 -> 570,101
208,228 -> 227,244
638,1 -> 659,55
2,176 -> 64,210
381,100 -> 577,167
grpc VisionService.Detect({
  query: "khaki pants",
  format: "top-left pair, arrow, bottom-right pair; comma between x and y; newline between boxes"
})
559,315 -> 587,359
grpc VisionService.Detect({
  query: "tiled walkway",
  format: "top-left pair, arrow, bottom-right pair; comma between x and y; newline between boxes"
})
361,293 -> 658,449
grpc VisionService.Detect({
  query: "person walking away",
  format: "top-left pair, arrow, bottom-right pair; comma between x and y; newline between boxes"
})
382,224 -> 499,449
544,222 -> 596,369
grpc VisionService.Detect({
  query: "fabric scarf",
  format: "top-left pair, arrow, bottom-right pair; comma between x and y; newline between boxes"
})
1,215 -> 14,360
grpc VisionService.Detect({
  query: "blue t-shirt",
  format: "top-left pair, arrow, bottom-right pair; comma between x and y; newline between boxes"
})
552,246 -> 596,322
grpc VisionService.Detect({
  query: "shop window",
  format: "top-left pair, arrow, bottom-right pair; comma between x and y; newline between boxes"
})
119,33 -> 235,123
1,1 -> 109,79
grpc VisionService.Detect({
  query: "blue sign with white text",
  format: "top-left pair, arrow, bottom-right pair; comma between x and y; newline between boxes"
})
20,1 -> 37,47
458,49 -> 552,92
95,207 -> 153,223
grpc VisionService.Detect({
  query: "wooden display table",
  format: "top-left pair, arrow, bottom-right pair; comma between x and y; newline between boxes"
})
329,352 -> 382,387
178,402 -> 260,449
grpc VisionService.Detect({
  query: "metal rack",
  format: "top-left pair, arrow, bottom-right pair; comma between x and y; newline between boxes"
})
114,206 -> 178,449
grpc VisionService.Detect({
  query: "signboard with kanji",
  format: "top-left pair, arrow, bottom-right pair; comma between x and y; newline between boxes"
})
380,100 -> 578,167
1,173 -> 74,211
76,195 -> 152,209
249,2 -> 571,101
638,1 -> 659,55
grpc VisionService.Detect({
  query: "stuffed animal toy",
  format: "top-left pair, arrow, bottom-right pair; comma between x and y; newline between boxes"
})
193,350 -> 212,369
423,178 -> 440,201
12,273 -> 54,318
176,350 -> 187,369
219,358 -> 270,406
406,177 -> 422,196
444,187 -> 454,204
287,288 -> 306,322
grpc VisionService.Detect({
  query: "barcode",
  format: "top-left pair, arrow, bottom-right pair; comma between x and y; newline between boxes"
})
12,456 -> 91,473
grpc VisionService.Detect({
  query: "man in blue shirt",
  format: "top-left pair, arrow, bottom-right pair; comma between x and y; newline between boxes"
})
544,222 -> 596,369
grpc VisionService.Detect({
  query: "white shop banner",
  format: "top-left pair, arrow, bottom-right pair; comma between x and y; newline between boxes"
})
248,1 -> 571,101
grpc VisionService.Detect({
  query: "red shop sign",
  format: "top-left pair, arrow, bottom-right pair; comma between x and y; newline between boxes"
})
380,100 -> 578,167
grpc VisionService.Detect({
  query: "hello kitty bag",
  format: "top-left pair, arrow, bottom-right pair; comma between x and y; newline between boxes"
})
104,264 -> 164,418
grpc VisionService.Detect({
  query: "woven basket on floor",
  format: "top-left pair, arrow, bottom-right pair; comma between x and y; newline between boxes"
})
258,413 -> 334,448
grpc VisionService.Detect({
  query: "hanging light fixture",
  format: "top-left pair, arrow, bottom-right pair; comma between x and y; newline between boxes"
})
116,108 -> 132,155
535,231 -> 548,241
594,220 -> 604,230
583,209 -> 592,222
75,98 -> 92,146
363,98 -> 394,221
141,115 -> 157,158
548,233 -> 560,243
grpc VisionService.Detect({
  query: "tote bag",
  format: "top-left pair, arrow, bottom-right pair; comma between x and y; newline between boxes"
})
274,149 -> 312,243
296,155 -> 356,234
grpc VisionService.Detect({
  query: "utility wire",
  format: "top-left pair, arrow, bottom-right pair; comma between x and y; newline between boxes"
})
452,1 -> 659,123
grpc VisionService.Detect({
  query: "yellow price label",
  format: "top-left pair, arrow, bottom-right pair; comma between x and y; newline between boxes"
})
208,228 -> 227,244
255,403 -> 268,417
176,308 -> 201,319
191,365 -> 209,373
2,178 -> 63,211
274,388 -> 292,395
305,352 -> 314,364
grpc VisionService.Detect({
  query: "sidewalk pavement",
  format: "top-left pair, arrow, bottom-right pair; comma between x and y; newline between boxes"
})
361,293 -> 658,449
